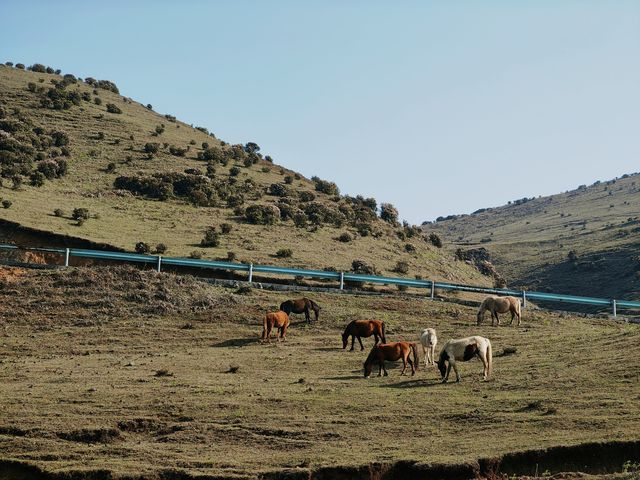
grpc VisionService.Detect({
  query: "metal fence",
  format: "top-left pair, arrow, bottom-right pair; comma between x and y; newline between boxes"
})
1,243 -> 639,317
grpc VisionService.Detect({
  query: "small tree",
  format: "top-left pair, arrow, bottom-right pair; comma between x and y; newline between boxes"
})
29,171 -> 45,187
144,143 -> 160,155
155,243 -> 167,254
106,103 -> 122,114
229,166 -> 241,177
200,227 -> 220,247
428,233 -> 443,248
338,232 -> 352,243
276,248 -> 293,258
54,208 -> 65,217
393,261 -> 409,274
380,203 -> 399,224
2,200 -> 12,209
72,208 -> 90,221
221,223 -> 233,234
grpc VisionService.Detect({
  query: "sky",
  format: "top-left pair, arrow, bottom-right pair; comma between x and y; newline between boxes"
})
1,1 -> 639,224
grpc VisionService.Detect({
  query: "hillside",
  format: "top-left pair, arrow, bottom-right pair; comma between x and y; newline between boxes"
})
0,62 -> 490,287
428,175 -> 640,301
1,265 -> 638,479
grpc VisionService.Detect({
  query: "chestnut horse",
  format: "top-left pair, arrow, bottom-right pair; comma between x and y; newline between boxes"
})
437,336 -> 492,382
477,295 -> 521,326
342,320 -> 386,351
364,342 -> 419,378
279,297 -> 321,324
261,311 -> 290,342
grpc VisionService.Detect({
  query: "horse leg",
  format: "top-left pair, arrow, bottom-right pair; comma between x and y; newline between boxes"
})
400,355 -> 407,376
378,361 -> 383,377
373,334 -> 379,346
350,335 -> 355,352
443,363 -> 451,383
382,361 -> 388,377
357,336 -> 364,351
422,343 -> 428,367
481,354 -> 488,380
494,311 -> 501,326
408,354 -> 415,376
450,359 -> 460,382
431,345 -> 436,365
305,308 -> 310,324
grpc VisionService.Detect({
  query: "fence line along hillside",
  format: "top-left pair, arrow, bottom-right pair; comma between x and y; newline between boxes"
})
2,243 -> 639,318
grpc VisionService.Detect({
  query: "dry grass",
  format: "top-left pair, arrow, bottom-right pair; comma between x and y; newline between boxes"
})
0,266 -> 638,478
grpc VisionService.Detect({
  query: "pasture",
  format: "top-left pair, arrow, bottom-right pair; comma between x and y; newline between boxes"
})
0,266 -> 639,479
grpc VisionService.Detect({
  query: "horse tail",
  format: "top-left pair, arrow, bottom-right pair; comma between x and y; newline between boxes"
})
381,321 -> 386,343
309,299 -> 321,320
486,339 -> 493,377
411,342 -> 419,371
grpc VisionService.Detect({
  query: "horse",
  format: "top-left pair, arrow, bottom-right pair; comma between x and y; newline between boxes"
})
261,311 -> 290,343
279,298 -> 321,324
477,295 -> 521,326
419,328 -> 438,366
437,336 -> 492,382
364,342 -> 419,378
342,320 -> 386,351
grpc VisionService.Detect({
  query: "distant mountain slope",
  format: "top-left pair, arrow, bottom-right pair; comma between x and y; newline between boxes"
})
428,174 -> 640,300
0,62 -> 490,286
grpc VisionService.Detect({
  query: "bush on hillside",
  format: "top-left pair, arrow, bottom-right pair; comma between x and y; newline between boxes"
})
275,248 -> 293,258
72,208 -> 90,220
380,203 -> 399,224
106,103 -> 122,114
135,242 -> 151,254
200,227 -> 220,247
428,233 -> 443,248
245,204 -> 280,225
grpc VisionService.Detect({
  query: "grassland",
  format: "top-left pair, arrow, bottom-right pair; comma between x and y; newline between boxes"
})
428,174 -> 640,301
0,265 -> 638,479
0,64 -> 489,288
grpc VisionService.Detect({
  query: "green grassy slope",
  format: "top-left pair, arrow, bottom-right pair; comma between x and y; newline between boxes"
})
1,266 -> 638,478
427,175 -> 640,300
0,63 -> 489,286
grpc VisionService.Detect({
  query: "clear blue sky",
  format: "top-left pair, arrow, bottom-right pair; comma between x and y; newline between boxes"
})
2,1 -> 639,223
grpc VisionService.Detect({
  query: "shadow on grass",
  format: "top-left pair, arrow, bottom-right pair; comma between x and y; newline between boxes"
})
314,346 -> 341,352
211,338 -> 260,348
322,375 -> 363,381
382,378 -> 439,389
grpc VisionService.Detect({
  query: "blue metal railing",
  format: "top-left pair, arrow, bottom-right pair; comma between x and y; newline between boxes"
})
1,243 -> 639,316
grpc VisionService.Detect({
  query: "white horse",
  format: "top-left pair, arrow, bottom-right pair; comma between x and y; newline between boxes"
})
477,295 -> 521,326
419,328 -> 438,366
437,336 -> 492,382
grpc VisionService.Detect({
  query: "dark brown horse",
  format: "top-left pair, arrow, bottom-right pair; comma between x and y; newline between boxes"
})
364,342 -> 419,378
261,311 -> 290,343
279,297 -> 320,324
342,320 -> 386,351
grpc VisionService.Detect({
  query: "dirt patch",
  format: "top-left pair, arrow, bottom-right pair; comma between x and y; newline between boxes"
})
56,428 -> 121,444
0,266 -> 26,284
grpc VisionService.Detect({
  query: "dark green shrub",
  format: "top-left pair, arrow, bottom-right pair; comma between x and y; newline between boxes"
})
405,243 -> 416,253
105,162 -> 116,173
54,208 -> 64,217
135,242 -> 151,254
229,166 -> 241,177
428,233 -> 443,248
284,175 -> 293,184
51,130 -> 70,146
338,232 -> 352,242
27,82 -> 37,92
144,143 -> 160,155
313,177 -> 340,195
72,208 -> 90,220
2,200 -> 12,209
29,171 -> 45,187
169,145 -> 187,157
190,190 -> 209,206
155,243 -> 167,254
351,260 -> 378,275
299,191 -> 315,202
106,103 -> 122,114
15,63 -> 25,69
268,183 -> 288,197
221,223 -> 233,234
94,97 -> 102,105
293,212 -> 307,228
202,142 -> 209,150
226,251 -> 236,262
276,248 -> 293,258
227,194 -> 244,208
245,204 -> 280,225
200,227 -> 220,247
146,104 -> 153,110
11,176 -> 22,190
189,250 -> 203,259
380,203 -> 399,223
244,142 -> 260,153
155,125 -> 165,135
265,155 -> 273,163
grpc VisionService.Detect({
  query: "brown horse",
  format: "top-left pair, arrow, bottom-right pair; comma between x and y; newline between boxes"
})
477,295 -> 521,326
342,320 -> 386,351
261,311 -> 290,342
279,297 -> 320,324
364,342 -> 419,378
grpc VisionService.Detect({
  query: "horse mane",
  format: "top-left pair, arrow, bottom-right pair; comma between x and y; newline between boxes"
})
342,320 -> 354,338
364,345 -> 378,366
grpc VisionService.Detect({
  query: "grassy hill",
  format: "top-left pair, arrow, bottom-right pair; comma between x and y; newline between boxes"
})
1,265 -> 638,479
428,174 -> 640,301
0,62 -> 489,287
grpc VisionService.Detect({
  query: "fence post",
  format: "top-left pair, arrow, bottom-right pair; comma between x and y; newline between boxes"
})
64,248 -> 70,267
612,299 -> 617,317
248,263 -> 253,283
522,291 -> 527,309
430,280 -> 435,299
156,256 -> 162,273
339,272 -> 344,290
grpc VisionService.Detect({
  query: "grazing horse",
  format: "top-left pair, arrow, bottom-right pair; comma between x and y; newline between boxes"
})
477,295 -> 521,326
437,336 -> 492,382
419,328 -> 438,366
364,342 -> 419,378
279,298 -> 321,324
261,311 -> 290,343
342,320 -> 386,351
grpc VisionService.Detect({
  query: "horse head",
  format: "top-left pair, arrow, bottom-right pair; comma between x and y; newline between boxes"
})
437,358 -> 447,379
342,331 -> 349,349
476,310 -> 484,326
363,360 -> 373,378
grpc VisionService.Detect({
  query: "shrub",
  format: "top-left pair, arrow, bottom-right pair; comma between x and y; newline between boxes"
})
245,204 -> 280,225
567,250 -> 578,262
226,251 -> 237,262
229,166 -> 241,177
284,175 -> 293,184
268,183 -> 289,197
106,103 -> 122,114
221,223 -> 233,234
144,143 -> 160,155
155,243 -> 168,254
189,250 -> 203,259
54,208 -> 65,217
11,176 -> 22,190
135,242 -> 151,254
293,211 -> 307,228
393,261 -> 409,274
169,145 -> 187,157
380,203 -> 399,223
313,177 -> 340,195
72,208 -> 90,220
201,142 -> 209,150
94,97 -> 102,105
27,82 -> 37,92
404,243 -> 416,253
227,194 -> 245,208
15,63 -> 25,69
351,260 -> 378,275
428,233 -> 443,248
200,227 -> 220,247
299,191 -> 315,202
276,248 -> 293,258
397,284 -> 409,292
2,200 -> 12,209
29,171 -> 45,187
338,232 -> 352,243
105,162 -> 116,173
